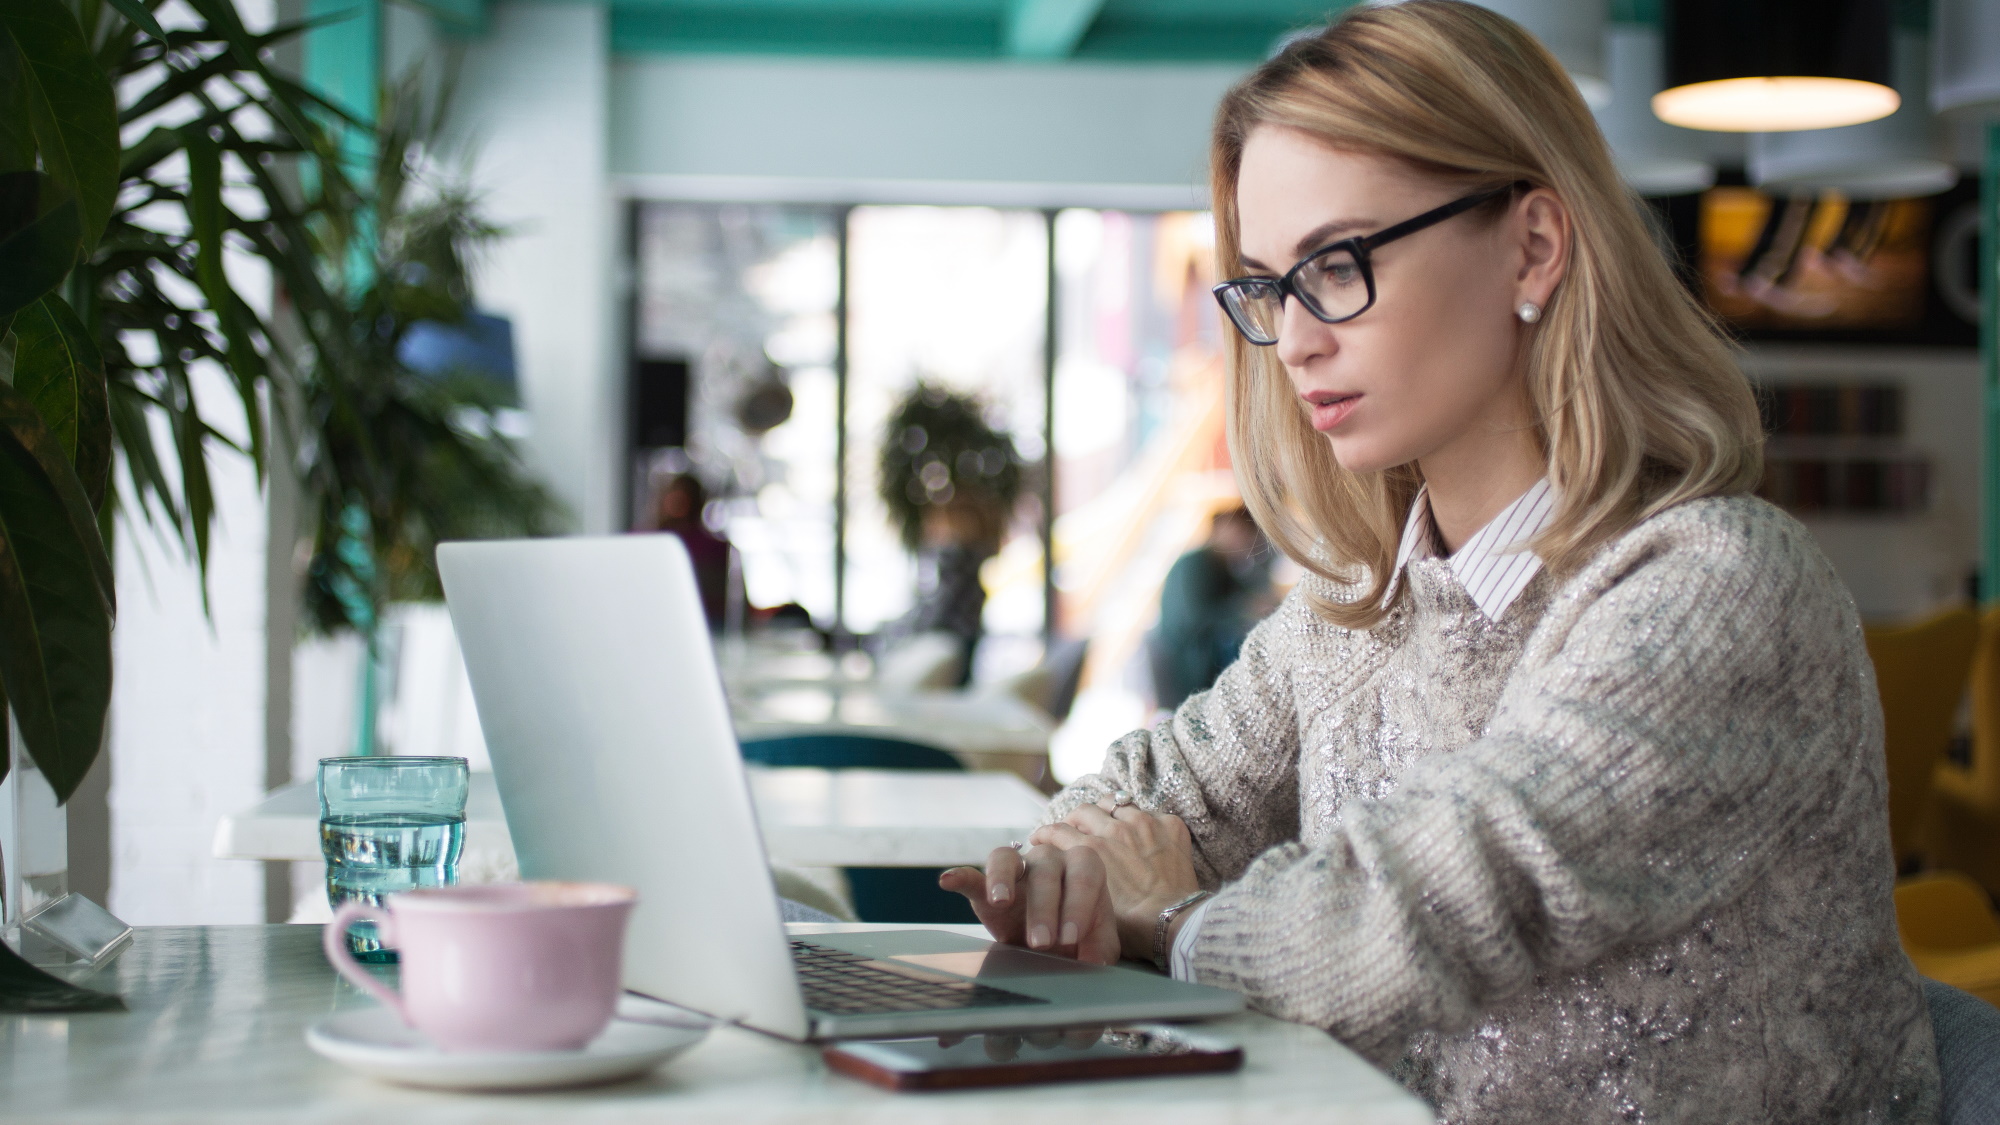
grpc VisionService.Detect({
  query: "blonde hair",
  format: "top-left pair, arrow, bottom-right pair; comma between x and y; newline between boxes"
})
1213,0 -> 1763,629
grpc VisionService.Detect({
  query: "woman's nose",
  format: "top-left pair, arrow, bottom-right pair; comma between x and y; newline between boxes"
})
1273,296 -> 1336,369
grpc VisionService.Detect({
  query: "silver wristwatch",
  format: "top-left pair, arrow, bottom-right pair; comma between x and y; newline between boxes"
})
1151,890 -> 1213,972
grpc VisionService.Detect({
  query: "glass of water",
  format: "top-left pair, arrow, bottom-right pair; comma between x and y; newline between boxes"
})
318,756 -> 469,963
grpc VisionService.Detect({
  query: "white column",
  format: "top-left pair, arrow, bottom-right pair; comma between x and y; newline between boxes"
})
107,371 -> 271,925
450,1 -> 619,534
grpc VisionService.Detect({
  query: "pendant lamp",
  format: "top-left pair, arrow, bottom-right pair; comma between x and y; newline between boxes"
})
1751,32 -> 1956,200
1656,0 -> 1899,132
1473,0 -> 1610,107
1933,0 -> 2000,118
1596,24 -> 1716,196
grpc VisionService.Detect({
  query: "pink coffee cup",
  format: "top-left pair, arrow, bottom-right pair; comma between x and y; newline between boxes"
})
323,881 -> 637,1052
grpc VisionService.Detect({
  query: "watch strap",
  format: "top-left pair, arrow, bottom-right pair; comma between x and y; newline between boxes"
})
1151,890 -> 1213,972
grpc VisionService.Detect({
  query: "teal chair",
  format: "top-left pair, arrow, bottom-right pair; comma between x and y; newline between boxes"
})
739,734 -> 978,925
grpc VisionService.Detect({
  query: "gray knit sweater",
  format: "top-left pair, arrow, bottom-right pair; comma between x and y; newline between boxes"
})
1050,496 -> 1939,1123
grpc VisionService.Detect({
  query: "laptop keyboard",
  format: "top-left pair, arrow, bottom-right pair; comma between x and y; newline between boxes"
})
790,940 -> 1048,1016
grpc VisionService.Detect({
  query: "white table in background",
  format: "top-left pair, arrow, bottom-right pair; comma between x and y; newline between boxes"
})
0,923 -> 1434,1124
213,768 -> 1050,871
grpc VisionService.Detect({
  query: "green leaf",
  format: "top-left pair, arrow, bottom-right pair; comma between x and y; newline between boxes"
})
101,0 -> 167,42
0,179 -> 80,320
0,0 -> 118,252
0,35 -> 33,174
183,128 -> 227,317
11,296 -> 111,510
0,938 -> 122,1013
0,379 -> 113,805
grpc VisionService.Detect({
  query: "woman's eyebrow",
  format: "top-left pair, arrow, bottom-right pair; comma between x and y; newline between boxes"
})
1240,218 -> 1377,272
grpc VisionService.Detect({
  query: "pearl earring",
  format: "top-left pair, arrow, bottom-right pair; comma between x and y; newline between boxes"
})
1517,302 -> 1542,324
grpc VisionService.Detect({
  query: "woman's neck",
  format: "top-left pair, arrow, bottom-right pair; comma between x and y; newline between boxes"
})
1418,428 -> 1545,555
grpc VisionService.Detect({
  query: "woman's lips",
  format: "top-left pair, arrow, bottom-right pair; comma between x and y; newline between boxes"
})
1305,393 -> 1361,431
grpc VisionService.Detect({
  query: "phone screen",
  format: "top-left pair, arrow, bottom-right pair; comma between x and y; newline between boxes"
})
835,1024 -> 1238,1073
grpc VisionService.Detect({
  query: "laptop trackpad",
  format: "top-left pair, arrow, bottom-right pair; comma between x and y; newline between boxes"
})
888,948 -> 1107,979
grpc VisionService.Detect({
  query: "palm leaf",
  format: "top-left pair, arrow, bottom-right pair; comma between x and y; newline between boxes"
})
0,176 -> 82,320
0,381 -> 114,805
10,295 -> 111,510
0,0 -> 118,250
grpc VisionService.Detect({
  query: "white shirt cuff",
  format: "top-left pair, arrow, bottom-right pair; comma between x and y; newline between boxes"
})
1167,898 -> 1213,982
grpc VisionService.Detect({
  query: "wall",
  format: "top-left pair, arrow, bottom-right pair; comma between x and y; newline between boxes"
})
107,374 -> 271,925
609,55 -> 1248,209
1744,346 -> 1983,621
449,1 -> 619,534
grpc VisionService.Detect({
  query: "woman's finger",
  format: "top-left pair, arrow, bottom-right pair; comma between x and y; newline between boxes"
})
1030,821 -> 1096,851
1057,846 -> 1108,956
985,844 -> 1025,906
1065,803 -> 1122,836
939,860 -> 1023,944
1021,844 -> 1066,950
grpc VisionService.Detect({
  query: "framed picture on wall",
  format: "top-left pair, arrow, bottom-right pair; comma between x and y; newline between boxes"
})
1652,177 -> 1979,348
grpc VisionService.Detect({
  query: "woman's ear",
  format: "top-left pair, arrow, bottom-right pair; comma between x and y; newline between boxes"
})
1514,188 -> 1570,311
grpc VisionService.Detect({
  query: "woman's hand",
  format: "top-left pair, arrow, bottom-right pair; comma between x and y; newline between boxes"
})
938,843 -> 1122,965
1030,798 -> 1201,960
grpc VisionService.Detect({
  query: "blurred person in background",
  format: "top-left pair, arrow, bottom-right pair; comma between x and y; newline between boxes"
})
941,3 -> 1937,1122
1152,506 -> 1277,710
645,473 -> 732,629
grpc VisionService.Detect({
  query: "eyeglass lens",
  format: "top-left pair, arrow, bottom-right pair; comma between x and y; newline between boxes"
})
1222,245 -> 1369,344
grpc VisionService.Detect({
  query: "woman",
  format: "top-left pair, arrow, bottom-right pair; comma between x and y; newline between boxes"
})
939,4 -> 1939,1121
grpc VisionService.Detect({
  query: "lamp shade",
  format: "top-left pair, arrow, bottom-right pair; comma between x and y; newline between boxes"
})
1751,32 -> 1956,200
1933,0 -> 2000,118
1596,24 -> 1716,196
1474,0 -> 1609,107
1658,0 -> 1899,132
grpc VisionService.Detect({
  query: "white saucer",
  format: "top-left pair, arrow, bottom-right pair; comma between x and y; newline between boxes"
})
305,997 -> 709,1091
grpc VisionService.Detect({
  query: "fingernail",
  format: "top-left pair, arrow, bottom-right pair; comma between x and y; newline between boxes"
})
990,883 -> 1011,905
1060,922 -> 1078,946
1029,924 -> 1050,948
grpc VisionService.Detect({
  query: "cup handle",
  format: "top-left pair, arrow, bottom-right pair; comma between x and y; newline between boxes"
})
323,903 -> 409,1024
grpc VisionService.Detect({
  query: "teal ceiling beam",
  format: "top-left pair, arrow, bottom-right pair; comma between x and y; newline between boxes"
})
1005,0 -> 1105,57
611,9 -> 1003,56
402,0 -> 485,34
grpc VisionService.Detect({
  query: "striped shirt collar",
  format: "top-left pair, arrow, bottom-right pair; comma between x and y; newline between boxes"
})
1388,478 -> 1557,622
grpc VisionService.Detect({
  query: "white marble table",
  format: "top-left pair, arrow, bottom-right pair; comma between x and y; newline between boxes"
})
0,924 -> 1434,1124
214,768 -> 1050,870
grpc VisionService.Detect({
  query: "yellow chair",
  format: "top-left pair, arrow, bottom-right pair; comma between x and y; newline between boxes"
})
1863,606 -> 1979,869
1896,872 -> 2000,1007
1925,606 -> 2000,897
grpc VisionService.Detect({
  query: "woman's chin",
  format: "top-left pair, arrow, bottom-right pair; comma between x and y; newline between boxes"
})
1323,435 -> 1407,476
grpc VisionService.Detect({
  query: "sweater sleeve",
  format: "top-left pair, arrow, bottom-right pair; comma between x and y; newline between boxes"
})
1043,575 -> 1385,886
1187,501 -> 1882,1061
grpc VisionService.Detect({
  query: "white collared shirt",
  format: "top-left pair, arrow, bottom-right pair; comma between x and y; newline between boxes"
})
1168,478 -> 1557,980
1386,477 -> 1557,623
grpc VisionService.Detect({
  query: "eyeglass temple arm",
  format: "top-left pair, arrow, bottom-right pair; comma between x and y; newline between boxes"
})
1354,181 -> 1529,254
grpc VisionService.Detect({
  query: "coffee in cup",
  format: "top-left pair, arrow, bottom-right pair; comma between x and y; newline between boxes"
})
323,881 -> 637,1052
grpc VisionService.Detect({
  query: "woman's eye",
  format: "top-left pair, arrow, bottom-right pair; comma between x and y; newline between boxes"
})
1312,259 -> 1361,286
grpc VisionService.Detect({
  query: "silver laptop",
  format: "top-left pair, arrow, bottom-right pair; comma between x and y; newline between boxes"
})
435,535 -> 1244,1041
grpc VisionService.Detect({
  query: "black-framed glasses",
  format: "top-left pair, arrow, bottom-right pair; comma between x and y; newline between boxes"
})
1212,181 -> 1527,346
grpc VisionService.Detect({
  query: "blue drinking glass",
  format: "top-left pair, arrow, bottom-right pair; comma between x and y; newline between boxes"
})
318,756 -> 469,963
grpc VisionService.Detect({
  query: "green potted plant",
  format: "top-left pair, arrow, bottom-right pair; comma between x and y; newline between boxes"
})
875,383 -> 1022,684
1,0 -> 365,1009
296,72 -> 565,751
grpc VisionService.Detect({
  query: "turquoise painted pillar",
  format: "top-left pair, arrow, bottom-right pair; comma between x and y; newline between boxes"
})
306,0 -> 379,156
305,0 -> 378,284
1985,123 -> 1999,604
304,0 -> 384,753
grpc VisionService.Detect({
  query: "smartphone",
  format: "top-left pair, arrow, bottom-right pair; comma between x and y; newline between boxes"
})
823,1024 -> 1244,1091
